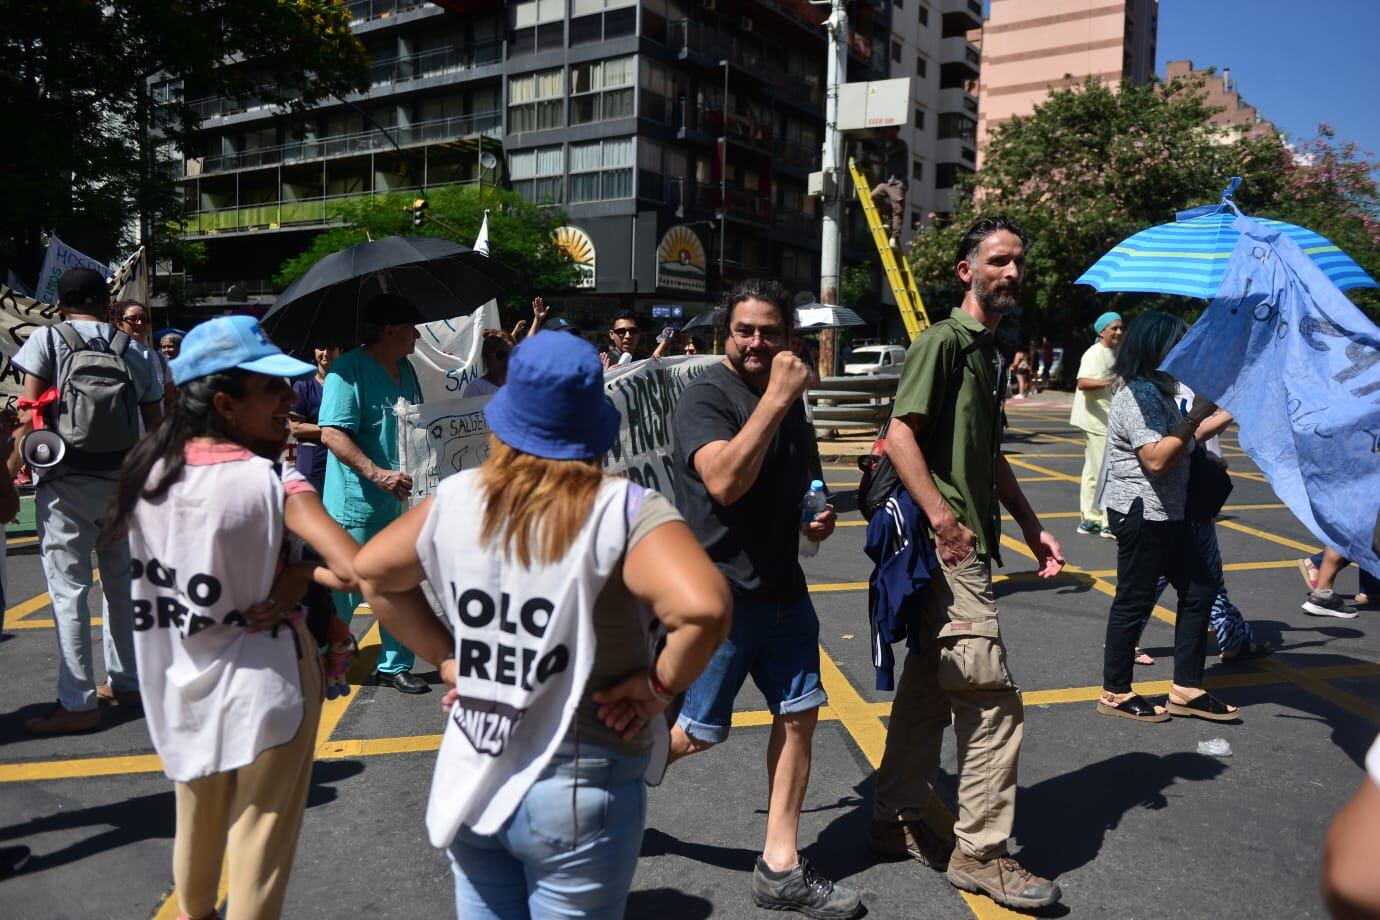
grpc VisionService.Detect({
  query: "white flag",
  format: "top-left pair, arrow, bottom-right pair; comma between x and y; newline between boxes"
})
474,210 -> 490,257
109,246 -> 149,306
35,234 -> 110,305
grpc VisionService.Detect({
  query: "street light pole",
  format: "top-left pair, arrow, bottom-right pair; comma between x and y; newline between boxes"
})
718,59 -> 728,300
818,0 -> 848,374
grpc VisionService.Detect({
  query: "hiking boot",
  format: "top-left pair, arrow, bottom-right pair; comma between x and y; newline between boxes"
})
866,818 -> 952,869
24,702 -> 100,736
947,851 -> 1061,911
1302,590 -> 1358,619
752,856 -> 861,919
96,683 -> 142,708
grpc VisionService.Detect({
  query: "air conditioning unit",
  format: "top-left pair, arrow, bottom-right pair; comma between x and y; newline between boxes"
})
741,16 -> 754,31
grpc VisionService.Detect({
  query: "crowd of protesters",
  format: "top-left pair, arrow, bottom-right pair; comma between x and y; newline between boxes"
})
1,205 -> 1376,919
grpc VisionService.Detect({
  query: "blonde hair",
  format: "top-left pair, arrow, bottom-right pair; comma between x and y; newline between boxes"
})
478,434 -> 604,567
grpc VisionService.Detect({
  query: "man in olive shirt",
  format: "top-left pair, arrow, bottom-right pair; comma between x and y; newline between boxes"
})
869,216 -> 1066,911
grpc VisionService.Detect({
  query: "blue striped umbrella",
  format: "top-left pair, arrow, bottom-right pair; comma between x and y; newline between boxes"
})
1076,177 -> 1376,298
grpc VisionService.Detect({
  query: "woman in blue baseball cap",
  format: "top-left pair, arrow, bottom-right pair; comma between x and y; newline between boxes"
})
104,315 -> 362,920
354,331 -> 731,920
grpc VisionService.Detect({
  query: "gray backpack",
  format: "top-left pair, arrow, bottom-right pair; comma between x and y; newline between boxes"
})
51,324 -> 141,469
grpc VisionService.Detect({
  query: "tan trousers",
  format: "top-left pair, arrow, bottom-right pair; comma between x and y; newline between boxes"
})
870,181 -> 906,236
173,622 -> 324,920
873,551 -> 1024,859
1080,429 -> 1109,528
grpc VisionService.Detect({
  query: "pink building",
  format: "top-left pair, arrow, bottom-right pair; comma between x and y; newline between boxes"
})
1164,59 -> 1277,141
977,0 -> 1158,160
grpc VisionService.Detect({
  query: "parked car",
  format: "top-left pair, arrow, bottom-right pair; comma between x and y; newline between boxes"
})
844,344 -> 906,376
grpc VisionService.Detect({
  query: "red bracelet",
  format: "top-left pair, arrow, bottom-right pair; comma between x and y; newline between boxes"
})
646,669 -> 674,703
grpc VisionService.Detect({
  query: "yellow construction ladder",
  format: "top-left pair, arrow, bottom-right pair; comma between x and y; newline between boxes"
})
847,157 -> 930,341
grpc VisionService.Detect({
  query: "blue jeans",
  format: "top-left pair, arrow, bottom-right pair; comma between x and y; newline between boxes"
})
677,592 -> 828,744
1310,552 -> 1380,598
447,744 -> 650,920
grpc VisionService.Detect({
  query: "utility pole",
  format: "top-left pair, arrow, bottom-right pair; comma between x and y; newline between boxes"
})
817,0 -> 848,376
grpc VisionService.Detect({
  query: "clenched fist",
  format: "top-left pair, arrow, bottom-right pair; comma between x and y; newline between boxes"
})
766,351 -> 812,407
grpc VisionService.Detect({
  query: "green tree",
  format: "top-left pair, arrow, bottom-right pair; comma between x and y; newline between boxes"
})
0,0 -> 369,280
909,75 -> 1378,346
274,185 -> 579,317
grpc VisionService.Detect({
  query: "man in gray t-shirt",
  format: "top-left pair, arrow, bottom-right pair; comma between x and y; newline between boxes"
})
7,267 -> 163,736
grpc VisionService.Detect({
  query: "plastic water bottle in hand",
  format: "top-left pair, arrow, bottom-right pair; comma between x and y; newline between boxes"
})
799,479 -> 828,558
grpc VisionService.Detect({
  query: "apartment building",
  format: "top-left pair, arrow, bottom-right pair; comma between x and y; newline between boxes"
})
167,0 -> 916,328
976,0 -> 1157,160
1164,58 -> 1277,142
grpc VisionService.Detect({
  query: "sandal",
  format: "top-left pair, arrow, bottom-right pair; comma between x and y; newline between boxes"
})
1097,693 -> 1169,723
1134,648 -> 1155,666
1297,558 -> 1319,591
1166,693 -> 1240,722
1220,642 -> 1274,665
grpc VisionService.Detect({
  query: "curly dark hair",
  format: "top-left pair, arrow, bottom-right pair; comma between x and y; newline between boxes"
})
723,278 -> 793,332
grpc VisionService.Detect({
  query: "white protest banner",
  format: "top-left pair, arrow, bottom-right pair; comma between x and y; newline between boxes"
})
408,300 -> 501,403
0,284 -> 63,409
35,234 -> 109,306
396,394 -> 493,504
396,354 -> 721,506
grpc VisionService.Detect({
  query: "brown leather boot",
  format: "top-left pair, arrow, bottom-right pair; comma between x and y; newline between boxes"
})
947,851 -> 1061,910
24,702 -> 100,736
867,818 -> 953,869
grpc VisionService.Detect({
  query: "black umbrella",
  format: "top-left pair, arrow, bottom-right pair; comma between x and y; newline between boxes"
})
680,308 -> 723,333
261,235 -> 519,351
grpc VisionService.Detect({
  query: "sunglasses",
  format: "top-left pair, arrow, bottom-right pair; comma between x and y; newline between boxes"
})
122,314 -> 148,324
612,328 -> 638,336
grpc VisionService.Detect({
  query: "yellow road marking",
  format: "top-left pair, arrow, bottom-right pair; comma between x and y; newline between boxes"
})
1002,456 -> 1079,483
1216,519 -> 1318,554
810,581 -> 869,593
6,536 -> 37,546
1005,427 -> 1085,447
5,591 -> 52,623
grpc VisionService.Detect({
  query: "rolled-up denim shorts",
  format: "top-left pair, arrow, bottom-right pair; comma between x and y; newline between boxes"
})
676,592 -> 828,744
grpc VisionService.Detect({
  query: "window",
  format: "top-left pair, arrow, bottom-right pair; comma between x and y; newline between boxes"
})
508,68 -> 564,133
513,0 -> 562,27
570,0 -> 635,44
915,56 -> 927,78
938,112 -> 977,145
918,4 -> 928,26
891,42 -> 902,63
569,137 -> 634,202
935,163 -> 971,190
911,159 -> 924,182
914,107 -> 925,131
509,144 -> 564,203
570,56 -> 635,125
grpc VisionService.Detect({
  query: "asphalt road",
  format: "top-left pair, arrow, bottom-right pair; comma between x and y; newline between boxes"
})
0,393 -> 1374,919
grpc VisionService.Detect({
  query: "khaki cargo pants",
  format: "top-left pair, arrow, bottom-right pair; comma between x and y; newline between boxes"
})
872,550 -> 1024,859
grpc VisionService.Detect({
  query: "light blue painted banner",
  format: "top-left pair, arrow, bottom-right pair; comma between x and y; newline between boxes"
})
1161,215 -> 1380,575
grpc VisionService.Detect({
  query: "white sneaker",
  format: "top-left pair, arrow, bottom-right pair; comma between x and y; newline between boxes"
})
1302,591 -> 1358,618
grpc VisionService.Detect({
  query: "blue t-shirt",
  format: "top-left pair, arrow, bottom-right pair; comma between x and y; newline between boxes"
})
290,375 -> 327,487
318,347 -> 423,527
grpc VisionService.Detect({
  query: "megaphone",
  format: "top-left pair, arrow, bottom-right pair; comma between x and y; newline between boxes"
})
20,429 -> 66,469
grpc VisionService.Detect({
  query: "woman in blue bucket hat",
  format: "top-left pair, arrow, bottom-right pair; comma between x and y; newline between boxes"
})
355,331 -> 731,919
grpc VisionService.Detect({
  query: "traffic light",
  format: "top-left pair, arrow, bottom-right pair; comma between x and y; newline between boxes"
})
411,198 -> 428,228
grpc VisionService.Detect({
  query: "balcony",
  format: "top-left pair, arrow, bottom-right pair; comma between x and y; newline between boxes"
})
777,139 -> 820,173
772,207 -> 818,239
937,87 -> 979,117
935,137 -> 975,166
182,182 -> 479,236
938,0 -> 983,33
669,19 -> 780,77
345,0 -> 428,25
368,41 -> 501,87
644,176 -> 771,224
187,110 -> 502,177
940,36 -> 981,74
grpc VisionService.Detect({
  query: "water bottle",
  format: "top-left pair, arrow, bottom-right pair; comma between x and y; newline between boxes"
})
799,479 -> 828,558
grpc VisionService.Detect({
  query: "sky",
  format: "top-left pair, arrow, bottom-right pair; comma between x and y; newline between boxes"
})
1155,0 -> 1380,158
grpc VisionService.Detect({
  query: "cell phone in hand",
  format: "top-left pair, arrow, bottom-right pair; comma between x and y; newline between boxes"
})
657,325 -> 678,343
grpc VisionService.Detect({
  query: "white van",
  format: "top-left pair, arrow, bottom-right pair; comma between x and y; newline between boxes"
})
844,344 -> 907,376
